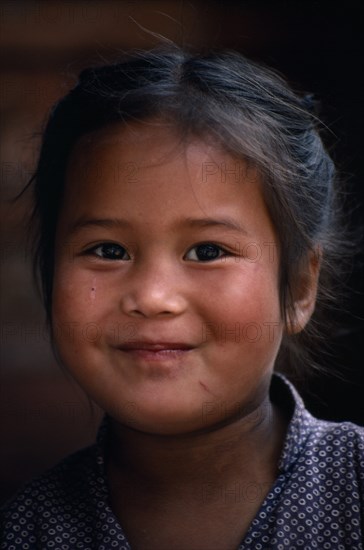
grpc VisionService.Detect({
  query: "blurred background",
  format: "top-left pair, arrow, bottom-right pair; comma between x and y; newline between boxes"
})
1,0 -> 363,504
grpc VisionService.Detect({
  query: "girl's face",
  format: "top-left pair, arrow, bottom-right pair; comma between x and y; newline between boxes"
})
52,121 -> 284,435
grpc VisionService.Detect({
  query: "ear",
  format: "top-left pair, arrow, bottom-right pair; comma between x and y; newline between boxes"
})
286,247 -> 321,335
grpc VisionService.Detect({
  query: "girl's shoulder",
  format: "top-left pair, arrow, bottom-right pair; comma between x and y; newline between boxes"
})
0,442 -> 103,546
272,374 -> 364,472
0,429 -> 132,549
303,417 -> 364,465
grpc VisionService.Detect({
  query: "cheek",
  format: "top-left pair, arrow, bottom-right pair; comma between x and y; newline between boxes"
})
51,267 -> 115,374
51,263 -> 110,329
197,265 -> 283,350
201,264 -> 281,320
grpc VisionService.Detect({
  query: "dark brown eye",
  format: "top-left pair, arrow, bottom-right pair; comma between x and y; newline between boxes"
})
92,243 -> 130,260
186,244 -> 225,262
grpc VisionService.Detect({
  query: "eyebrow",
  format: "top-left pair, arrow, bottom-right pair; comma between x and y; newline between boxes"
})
182,217 -> 250,236
68,216 -> 250,236
68,217 -> 131,235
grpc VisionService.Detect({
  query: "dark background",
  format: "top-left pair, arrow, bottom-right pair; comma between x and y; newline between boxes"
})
1,0 -> 363,504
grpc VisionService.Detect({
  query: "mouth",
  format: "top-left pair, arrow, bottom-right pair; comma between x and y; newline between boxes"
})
117,342 -> 195,361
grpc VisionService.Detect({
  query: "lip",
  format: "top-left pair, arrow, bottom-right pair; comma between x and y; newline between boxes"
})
117,341 -> 195,362
119,342 -> 194,351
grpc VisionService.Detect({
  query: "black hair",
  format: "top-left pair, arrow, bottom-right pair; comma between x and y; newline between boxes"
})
28,45 -> 350,376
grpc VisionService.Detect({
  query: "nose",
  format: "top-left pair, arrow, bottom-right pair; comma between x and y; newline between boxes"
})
119,259 -> 187,318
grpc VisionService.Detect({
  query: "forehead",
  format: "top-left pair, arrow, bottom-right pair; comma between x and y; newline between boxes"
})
67,119 -> 240,178
66,119 -> 261,188
61,120 -> 273,237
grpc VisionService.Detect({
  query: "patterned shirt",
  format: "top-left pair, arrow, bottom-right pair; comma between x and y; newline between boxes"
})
1,374 -> 363,549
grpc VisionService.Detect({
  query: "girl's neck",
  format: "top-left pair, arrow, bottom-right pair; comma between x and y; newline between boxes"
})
105,396 -> 288,496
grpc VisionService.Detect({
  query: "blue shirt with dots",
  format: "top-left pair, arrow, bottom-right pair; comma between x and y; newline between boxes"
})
1,374 -> 363,549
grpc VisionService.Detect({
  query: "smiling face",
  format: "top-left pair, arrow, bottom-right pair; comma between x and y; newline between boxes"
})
52,120 -> 285,435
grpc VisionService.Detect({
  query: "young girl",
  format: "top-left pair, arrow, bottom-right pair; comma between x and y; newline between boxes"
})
1,47 -> 363,549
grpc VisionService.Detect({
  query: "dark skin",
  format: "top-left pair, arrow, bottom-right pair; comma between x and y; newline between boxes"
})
106,396 -> 288,550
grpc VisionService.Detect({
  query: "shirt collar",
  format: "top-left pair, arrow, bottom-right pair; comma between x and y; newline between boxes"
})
271,373 -> 315,472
